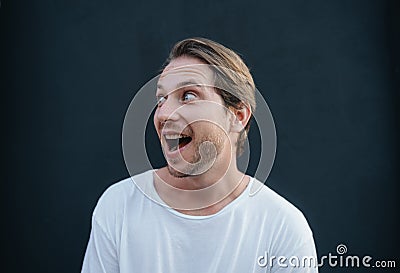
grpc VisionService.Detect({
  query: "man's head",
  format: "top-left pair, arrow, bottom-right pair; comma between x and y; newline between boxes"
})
164,38 -> 256,154
154,38 -> 256,177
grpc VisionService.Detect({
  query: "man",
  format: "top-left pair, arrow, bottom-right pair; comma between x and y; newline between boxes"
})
82,38 -> 318,272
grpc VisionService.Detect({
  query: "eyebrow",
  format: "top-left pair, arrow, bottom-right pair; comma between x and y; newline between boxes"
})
157,80 -> 205,91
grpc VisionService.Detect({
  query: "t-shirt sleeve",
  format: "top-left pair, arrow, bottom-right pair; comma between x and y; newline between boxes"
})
269,207 -> 319,273
270,237 -> 318,273
81,179 -> 133,272
81,217 -> 119,273
81,181 -> 128,273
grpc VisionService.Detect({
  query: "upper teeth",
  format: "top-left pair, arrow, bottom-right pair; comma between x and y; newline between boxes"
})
165,134 -> 186,140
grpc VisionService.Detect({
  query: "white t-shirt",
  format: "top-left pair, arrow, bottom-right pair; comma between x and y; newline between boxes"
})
82,170 -> 318,273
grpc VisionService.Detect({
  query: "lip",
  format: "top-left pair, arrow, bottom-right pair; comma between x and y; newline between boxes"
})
161,130 -> 185,135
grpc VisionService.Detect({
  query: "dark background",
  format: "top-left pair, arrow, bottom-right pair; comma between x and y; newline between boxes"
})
1,0 -> 399,272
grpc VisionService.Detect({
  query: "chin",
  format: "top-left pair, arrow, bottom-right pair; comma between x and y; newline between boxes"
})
167,165 -> 190,178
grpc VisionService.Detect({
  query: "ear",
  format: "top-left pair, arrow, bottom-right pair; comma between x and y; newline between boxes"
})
229,103 -> 252,133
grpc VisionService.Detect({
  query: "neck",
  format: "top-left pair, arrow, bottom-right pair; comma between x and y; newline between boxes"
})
154,156 -> 250,216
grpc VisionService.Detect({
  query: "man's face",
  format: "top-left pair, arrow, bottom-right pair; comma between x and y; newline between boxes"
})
154,56 -> 234,178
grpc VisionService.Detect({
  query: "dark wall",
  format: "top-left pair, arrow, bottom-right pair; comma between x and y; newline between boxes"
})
1,0 -> 398,272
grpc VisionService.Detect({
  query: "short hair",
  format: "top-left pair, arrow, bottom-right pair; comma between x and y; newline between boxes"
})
163,37 -> 256,156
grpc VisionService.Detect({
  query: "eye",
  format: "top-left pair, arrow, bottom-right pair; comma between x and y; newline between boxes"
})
181,91 -> 196,102
156,95 -> 167,106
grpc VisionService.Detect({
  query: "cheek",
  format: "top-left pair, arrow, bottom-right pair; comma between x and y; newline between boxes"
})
153,110 -> 160,136
195,121 -> 228,140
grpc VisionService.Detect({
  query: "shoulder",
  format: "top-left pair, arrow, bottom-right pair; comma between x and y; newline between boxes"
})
92,170 -> 153,221
249,179 -> 307,217
244,178 -> 318,257
247,178 -> 315,245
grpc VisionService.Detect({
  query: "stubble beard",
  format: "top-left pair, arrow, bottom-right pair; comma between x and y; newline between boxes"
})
166,132 -> 226,178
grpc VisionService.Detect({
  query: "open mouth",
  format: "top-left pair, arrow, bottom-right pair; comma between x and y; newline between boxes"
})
164,134 -> 192,152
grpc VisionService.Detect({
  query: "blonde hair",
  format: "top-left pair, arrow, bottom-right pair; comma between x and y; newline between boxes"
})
164,37 -> 256,156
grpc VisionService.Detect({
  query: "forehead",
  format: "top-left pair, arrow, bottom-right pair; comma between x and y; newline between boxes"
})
158,56 -> 215,91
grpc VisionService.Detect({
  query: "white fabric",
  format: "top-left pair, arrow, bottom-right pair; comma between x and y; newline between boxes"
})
82,170 -> 318,273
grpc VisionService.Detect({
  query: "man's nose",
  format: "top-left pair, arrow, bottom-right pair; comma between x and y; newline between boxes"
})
156,97 -> 180,122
